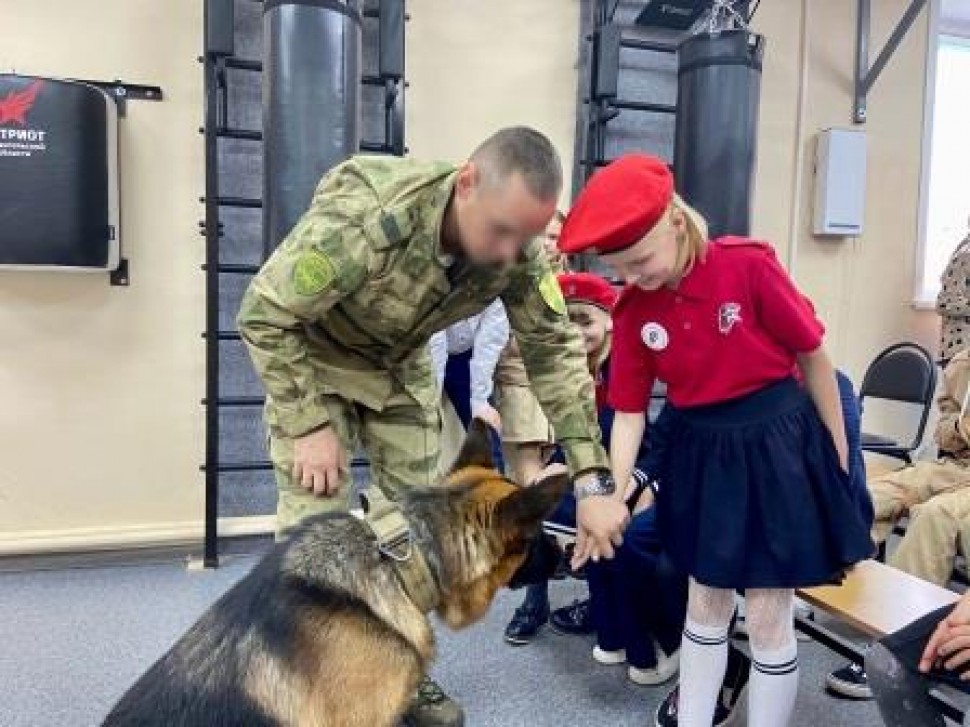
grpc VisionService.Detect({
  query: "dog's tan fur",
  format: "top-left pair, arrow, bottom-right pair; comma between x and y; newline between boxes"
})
103,420 -> 568,727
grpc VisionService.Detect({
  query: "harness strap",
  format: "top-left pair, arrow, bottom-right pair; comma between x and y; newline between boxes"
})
360,488 -> 440,614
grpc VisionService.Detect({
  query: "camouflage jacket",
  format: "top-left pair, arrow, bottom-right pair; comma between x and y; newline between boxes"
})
494,251 -> 569,388
935,349 -> 970,462
237,156 -> 608,475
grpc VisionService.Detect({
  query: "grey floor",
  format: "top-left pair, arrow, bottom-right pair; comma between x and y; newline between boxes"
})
0,550 -> 895,727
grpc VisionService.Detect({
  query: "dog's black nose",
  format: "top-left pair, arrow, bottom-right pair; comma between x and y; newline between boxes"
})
507,533 -> 563,590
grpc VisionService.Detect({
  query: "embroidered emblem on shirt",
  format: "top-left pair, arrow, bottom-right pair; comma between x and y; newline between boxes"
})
718,302 -> 742,335
641,322 -> 669,351
293,250 -> 337,296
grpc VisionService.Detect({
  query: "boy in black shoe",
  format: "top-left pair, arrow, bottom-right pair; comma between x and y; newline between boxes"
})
504,273 -> 624,644
504,274 -> 682,663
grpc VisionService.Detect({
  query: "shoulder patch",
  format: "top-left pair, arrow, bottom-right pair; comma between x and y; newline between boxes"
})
293,250 -> 337,296
538,271 -> 567,315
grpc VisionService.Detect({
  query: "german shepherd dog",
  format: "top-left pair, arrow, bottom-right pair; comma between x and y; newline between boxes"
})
102,420 -> 569,726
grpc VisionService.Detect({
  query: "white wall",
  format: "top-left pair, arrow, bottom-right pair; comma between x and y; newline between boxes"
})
0,0 -> 940,551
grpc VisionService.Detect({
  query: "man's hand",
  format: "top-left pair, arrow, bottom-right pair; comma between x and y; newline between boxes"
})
572,495 -> 629,569
473,403 -> 503,435
292,426 -> 346,498
529,462 -> 568,487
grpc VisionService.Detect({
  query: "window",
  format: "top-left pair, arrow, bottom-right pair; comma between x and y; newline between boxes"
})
917,32 -> 970,305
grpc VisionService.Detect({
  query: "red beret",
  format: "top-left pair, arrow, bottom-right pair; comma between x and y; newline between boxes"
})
557,272 -> 618,312
558,154 -> 674,255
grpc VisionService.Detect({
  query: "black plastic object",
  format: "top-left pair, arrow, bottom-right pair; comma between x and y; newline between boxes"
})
0,74 -> 118,269
206,0 -> 235,57
636,0 -> 710,30
592,23 -> 621,100
378,0 -> 405,80
262,0 -> 362,256
674,30 -> 764,238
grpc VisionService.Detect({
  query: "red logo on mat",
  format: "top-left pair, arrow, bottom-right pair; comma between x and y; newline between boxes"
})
0,80 -> 42,125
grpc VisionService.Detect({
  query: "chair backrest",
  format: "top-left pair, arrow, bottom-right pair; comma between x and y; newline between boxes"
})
859,342 -> 938,450
859,343 -> 936,404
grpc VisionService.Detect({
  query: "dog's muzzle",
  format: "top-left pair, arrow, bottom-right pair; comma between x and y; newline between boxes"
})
508,532 -> 563,590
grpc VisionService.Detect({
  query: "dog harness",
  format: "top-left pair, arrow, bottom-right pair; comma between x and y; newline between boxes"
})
359,489 -> 441,614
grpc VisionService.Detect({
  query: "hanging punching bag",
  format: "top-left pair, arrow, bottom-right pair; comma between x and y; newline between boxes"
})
263,0 -> 362,257
674,30 -> 765,239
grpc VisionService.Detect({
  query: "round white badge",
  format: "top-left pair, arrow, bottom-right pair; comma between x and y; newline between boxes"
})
641,322 -> 669,351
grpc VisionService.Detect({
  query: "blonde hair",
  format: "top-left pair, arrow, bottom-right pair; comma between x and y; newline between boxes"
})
670,193 -> 709,277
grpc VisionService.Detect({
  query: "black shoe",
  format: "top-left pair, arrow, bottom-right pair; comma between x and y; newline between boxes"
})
504,603 -> 549,646
653,685 -> 743,727
550,599 -> 594,636
825,661 -> 872,700
654,646 -> 749,727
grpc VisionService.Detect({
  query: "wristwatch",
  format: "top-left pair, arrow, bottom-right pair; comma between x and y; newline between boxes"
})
574,470 -> 617,500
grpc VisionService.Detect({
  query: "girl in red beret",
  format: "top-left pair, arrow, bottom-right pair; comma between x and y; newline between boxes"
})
559,154 -> 874,727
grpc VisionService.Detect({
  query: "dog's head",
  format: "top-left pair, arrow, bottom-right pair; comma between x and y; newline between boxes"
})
409,419 -> 570,629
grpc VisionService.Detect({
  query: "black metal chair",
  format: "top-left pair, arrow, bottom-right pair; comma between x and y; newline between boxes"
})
859,342 -> 938,464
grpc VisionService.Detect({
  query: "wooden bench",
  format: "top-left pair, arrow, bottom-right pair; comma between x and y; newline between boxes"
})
796,559 -> 963,721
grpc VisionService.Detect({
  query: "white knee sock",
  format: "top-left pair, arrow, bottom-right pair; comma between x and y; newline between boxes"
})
749,639 -> 799,727
678,617 -> 730,727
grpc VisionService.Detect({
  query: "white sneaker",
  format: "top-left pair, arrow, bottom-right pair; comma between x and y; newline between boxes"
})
592,645 -> 627,665
629,647 -> 680,686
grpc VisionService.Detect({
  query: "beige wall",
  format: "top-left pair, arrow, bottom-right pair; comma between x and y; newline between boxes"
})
406,0 -> 939,381
405,0 -> 582,210
0,0 -> 938,550
751,0 -> 939,382
0,0 -> 205,551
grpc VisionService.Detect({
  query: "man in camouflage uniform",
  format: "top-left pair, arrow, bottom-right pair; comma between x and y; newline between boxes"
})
237,127 -> 628,727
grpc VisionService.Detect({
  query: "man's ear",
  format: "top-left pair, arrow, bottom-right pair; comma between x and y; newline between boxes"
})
455,161 -> 478,200
495,472 -> 571,533
448,417 -> 496,473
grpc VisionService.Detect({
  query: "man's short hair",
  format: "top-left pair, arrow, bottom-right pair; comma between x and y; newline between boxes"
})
471,127 -> 562,201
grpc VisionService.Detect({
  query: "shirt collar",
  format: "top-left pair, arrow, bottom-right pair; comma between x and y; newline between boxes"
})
430,169 -> 460,268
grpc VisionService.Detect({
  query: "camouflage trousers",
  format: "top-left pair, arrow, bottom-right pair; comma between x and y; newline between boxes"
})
869,459 -> 970,586
270,389 -> 441,535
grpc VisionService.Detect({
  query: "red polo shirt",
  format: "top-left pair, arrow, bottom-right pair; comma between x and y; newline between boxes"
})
609,238 -> 824,412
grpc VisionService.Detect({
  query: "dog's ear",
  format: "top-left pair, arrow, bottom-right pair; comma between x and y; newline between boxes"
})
448,417 -> 496,473
494,472 -> 571,533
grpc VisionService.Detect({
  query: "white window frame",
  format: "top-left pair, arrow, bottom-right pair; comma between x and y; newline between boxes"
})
914,0 -> 970,309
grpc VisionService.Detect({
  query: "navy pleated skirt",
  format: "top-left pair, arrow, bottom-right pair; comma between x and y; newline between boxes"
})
656,377 -> 875,589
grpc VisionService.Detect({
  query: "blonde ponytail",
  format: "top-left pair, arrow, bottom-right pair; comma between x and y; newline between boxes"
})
671,193 -> 709,277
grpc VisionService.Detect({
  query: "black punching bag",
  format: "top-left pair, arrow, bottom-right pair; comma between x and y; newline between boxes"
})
263,0 -> 362,256
674,30 -> 765,239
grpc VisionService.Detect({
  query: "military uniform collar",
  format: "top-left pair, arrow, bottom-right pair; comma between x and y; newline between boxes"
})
431,169 -> 460,268
358,489 -> 441,614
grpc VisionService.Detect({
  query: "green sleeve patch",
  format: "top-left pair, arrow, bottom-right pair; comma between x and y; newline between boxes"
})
293,250 -> 338,296
538,271 -> 566,315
